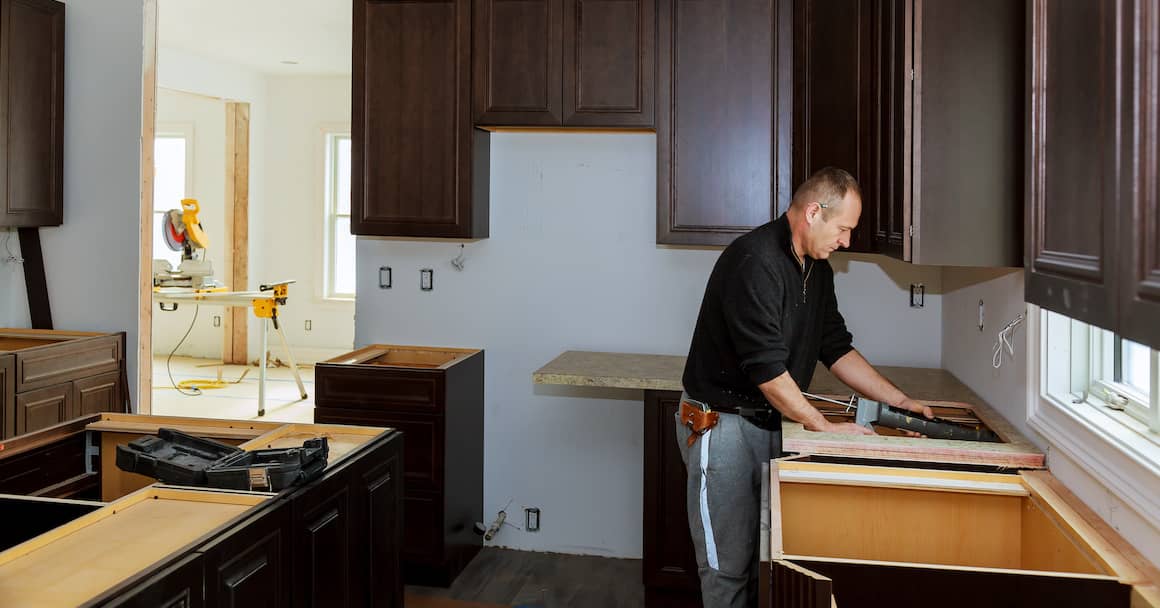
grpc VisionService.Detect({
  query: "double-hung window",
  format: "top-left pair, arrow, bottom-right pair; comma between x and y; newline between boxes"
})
323,132 -> 355,299
1032,306 -> 1160,530
153,129 -> 193,269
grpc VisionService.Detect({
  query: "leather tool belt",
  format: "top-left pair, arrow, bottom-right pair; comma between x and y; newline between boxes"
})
679,400 -> 720,447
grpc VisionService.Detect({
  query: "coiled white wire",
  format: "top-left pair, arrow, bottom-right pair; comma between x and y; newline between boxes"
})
993,313 -> 1026,369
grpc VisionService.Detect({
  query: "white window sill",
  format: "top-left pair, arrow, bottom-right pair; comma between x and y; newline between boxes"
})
1029,392 -> 1160,529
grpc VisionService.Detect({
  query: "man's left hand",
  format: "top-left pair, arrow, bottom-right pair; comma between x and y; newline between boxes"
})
898,397 -> 934,419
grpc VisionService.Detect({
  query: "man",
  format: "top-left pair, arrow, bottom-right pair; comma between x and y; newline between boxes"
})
676,167 -> 932,607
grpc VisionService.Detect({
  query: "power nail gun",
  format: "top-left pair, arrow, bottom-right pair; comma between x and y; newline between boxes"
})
803,392 -> 999,442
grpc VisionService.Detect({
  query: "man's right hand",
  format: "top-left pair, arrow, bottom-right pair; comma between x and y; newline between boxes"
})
822,421 -> 876,436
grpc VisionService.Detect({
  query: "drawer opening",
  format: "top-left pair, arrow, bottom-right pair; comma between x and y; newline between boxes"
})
0,337 -> 70,352
323,344 -> 478,369
777,481 -> 1109,576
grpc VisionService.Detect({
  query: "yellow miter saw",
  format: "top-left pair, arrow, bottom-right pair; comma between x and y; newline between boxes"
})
153,198 -> 218,289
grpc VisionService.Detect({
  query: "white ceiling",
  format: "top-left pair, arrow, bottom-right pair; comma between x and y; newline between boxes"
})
158,0 -> 352,76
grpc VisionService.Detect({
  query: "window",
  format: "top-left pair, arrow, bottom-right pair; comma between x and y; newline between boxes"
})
153,134 -> 190,268
324,132 -> 355,299
1032,306 -> 1160,530
1040,309 -> 1160,434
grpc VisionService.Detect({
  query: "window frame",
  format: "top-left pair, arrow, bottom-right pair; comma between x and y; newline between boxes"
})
152,124 -> 195,265
1028,305 -> 1160,533
322,130 -> 354,300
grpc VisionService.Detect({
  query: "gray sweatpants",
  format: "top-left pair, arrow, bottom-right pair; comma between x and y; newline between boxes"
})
674,394 -> 781,608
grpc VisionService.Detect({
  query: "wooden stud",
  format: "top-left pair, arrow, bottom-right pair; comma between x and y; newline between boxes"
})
223,102 -> 250,365
137,0 -> 158,415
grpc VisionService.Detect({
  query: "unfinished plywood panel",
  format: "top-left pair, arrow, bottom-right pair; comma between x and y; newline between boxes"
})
780,482 -> 1024,569
241,422 -> 385,464
0,487 -> 264,607
1021,495 -> 1105,574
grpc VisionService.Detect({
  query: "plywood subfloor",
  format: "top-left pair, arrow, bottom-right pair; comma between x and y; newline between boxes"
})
151,355 -> 315,423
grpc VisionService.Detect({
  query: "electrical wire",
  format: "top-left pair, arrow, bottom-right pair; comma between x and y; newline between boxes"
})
167,305 -> 203,395
2,230 -> 22,264
993,313 -> 1026,369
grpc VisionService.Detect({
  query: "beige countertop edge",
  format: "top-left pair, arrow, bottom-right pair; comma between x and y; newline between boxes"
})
535,351 -> 1044,463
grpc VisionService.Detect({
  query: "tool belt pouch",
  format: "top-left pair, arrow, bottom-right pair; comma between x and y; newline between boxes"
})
680,401 -> 720,447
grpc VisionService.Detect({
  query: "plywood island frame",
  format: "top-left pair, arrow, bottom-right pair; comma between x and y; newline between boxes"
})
765,457 -> 1160,608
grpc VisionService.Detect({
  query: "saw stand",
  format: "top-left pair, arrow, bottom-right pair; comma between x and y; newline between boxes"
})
154,280 -> 308,417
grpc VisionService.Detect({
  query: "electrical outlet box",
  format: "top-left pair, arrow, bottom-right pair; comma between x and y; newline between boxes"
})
212,315 -> 221,327
909,284 -> 925,308
305,320 -> 312,331
525,507 -> 540,532
379,266 -> 392,289
420,268 -> 434,291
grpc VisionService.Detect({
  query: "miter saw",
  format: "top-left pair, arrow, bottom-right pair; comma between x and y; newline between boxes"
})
152,198 -> 219,289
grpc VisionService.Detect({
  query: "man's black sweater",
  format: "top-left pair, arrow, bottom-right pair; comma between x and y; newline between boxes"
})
682,214 -> 854,418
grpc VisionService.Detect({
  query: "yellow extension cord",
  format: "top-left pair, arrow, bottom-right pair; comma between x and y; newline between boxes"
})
171,368 -> 250,392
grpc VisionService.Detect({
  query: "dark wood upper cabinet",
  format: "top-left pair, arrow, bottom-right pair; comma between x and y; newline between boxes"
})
562,0 -> 655,127
474,0 -> 563,126
657,0 -> 792,246
1026,0 -> 1122,333
792,0 -> 877,254
797,0 -> 1022,265
0,0 -> 64,228
474,0 -> 654,127
352,0 -> 489,238
908,0 -> 1023,266
1117,0 -> 1160,349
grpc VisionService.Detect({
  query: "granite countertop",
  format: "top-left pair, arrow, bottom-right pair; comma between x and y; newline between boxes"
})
534,350 -> 1043,467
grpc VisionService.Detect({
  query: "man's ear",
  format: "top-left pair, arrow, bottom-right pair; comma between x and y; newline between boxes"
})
805,201 -> 822,224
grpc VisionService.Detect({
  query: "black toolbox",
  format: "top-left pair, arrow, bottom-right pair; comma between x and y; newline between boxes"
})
116,428 -> 329,491
205,438 -> 329,491
115,428 -> 241,487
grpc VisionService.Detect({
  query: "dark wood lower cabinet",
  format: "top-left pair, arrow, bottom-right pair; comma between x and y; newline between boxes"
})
315,345 -> 483,588
202,501 -> 291,608
1,330 -> 127,439
101,554 -> 206,608
0,417 -> 405,608
643,390 -> 701,608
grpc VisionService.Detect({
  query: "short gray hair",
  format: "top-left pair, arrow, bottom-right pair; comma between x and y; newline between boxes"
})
791,167 -> 862,219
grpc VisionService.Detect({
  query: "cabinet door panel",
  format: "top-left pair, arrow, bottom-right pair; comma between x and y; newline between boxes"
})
1026,0 -> 1120,329
15,381 -> 71,436
73,371 -> 121,417
356,443 -> 402,608
353,0 -> 487,238
657,0 -> 791,245
202,502 -> 289,608
402,491 -> 443,565
1119,0 -> 1160,349
0,0 -> 64,227
873,0 -> 907,258
793,0 -> 876,253
0,355 -> 13,439
474,0 -> 562,125
563,0 -> 654,127
98,554 -> 205,608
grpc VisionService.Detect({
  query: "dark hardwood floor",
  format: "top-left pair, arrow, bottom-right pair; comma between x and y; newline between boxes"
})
405,547 -> 646,607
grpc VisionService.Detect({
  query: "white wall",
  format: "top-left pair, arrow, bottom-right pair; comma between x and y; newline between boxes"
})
355,132 -> 943,557
257,76 -> 354,361
941,267 -> 1160,568
1,228 -> 28,327
0,0 -> 146,402
941,267 -> 1037,443
152,89 -> 228,359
